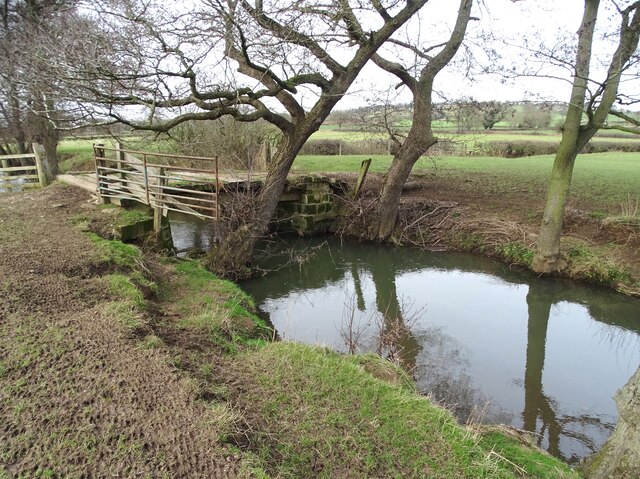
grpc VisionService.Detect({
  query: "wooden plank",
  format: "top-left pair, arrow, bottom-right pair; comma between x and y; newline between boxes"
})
57,174 -> 98,193
161,205 -> 213,220
161,194 -> 211,217
123,152 -> 145,168
0,153 -> 36,160
0,166 -> 37,172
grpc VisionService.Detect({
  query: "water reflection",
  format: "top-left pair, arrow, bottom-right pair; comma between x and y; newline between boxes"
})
0,174 -> 28,193
238,236 -> 640,462
524,284 -> 561,456
367,250 -> 421,372
169,211 -> 220,256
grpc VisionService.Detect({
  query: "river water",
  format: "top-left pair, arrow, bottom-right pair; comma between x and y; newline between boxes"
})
0,173 -> 28,193
167,218 -> 640,463
237,236 -> 640,464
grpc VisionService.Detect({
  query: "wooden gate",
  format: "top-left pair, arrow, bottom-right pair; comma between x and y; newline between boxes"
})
0,145 -> 51,191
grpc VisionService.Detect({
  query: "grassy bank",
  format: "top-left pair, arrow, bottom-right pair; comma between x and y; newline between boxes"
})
225,342 -> 578,478
0,184 -> 584,477
91,237 -> 579,477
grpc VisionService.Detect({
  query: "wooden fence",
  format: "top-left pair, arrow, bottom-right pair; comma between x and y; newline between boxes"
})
0,145 -> 51,190
94,144 -> 221,231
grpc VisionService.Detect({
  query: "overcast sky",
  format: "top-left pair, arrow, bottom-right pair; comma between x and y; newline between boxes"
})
332,0 -> 632,109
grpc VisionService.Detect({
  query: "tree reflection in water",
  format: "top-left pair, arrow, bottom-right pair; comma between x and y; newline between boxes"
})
523,283 -> 615,463
353,254 -> 625,463
239,236 -> 640,463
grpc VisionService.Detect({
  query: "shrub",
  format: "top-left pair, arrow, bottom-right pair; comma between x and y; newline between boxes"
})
481,141 -> 557,158
299,139 -> 391,156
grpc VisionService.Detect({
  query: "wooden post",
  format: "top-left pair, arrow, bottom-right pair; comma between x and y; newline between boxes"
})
214,155 -> 220,221
142,153 -> 150,205
264,142 -> 271,170
254,142 -> 272,171
32,143 -> 50,187
115,142 -> 127,187
94,143 -> 110,203
153,167 -> 165,233
353,158 -> 372,198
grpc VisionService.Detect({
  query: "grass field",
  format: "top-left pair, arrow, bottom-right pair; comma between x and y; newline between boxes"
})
310,128 -> 640,143
292,152 -> 640,207
56,137 -> 640,208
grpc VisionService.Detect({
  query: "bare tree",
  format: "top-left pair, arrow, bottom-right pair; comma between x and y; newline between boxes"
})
445,97 -> 482,133
532,0 -> 640,273
347,0 -> 475,241
478,100 -> 514,130
0,0 -> 83,170
66,0 -> 431,277
517,103 -> 552,129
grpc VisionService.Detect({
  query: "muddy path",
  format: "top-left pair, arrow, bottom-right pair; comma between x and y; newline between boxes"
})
0,185 -> 241,478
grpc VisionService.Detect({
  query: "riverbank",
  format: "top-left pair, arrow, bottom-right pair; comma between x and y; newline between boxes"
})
334,171 -> 640,297
0,183 -> 579,477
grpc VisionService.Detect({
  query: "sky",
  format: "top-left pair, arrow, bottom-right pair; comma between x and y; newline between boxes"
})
332,0 -> 634,110
94,0 -> 640,121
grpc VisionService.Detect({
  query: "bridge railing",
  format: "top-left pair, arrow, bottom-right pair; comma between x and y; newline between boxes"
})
93,144 -> 221,228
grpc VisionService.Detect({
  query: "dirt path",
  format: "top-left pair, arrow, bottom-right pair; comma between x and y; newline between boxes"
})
0,185 -> 240,478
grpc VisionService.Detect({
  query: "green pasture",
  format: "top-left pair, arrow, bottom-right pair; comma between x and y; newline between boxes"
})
292,152 -> 640,208
56,136 -> 640,209
310,129 -> 640,143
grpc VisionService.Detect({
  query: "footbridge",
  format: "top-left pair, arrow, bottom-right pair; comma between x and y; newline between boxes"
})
59,144 -> 348,236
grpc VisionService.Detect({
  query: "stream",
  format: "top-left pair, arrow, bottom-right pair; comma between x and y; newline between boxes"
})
0,173 -> 28,193
170,220 -> 640,464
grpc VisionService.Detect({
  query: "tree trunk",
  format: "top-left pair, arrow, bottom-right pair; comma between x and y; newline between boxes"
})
375,134 -> 436,240
585,367 -> 640,479
204,134 -> 308,277
532,0 -> 599,273
531,143 -> 580,273
42,127 -> 60,175
370,0 -> 473,240
372,74 -> 439,241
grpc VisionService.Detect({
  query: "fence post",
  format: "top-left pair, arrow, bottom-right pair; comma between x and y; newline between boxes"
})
94,143 -> 110,204
115,142 -> 127,187
153,166 -> 165,233
142,153 -> 150,206
215,155 -> 220,221
254,142 -> 271,171
32,143 -> 51,187
353,158 -> 372,198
